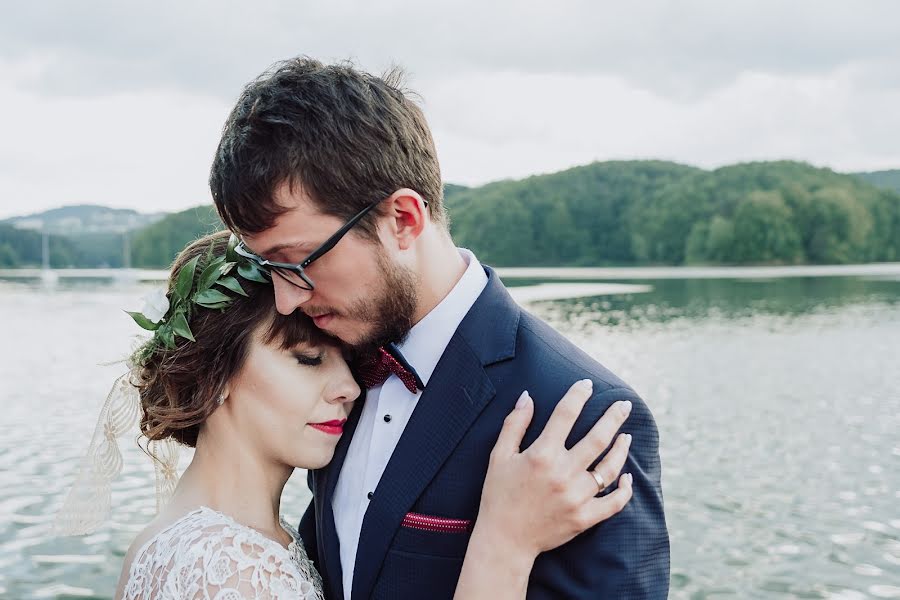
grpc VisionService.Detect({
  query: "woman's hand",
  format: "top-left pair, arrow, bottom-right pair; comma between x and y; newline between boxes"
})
478,379 -> 633,558
453,379 -> 634,600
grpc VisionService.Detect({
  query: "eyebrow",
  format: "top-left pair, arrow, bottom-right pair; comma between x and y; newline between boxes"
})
257,241 -> 314,258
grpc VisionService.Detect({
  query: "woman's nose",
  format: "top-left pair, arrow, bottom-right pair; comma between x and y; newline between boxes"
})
333,375 -> 361,405
330,361 -> 362,405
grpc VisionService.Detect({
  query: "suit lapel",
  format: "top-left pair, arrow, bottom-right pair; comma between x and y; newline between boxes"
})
351,336 -> 495,600
350,267 -> 520,600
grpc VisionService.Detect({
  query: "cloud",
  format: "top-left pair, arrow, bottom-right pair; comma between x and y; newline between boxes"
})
0,1 -> 898,218
427,67 -> 900,185
2,0 -> 898,100
0,63 -> 229,215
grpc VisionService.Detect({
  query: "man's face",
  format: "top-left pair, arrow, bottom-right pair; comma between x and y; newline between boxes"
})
240,182 -> 419,350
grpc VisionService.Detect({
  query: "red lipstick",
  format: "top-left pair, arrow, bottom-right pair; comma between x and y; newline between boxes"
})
309,419 -> 346,436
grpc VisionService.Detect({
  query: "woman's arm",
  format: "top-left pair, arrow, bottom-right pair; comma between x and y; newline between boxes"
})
454,379 -> 633,599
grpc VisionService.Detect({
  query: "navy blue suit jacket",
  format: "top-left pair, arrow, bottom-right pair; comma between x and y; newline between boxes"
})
299,266 -> 669,599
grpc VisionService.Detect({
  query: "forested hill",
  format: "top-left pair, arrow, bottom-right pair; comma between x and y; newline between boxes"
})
1,204 -> 164,234
449,160 -> 900,266
448,161 -> 701,265
4,160 -> 898,268
130,206 -> 222,267
855,170 -> 900,194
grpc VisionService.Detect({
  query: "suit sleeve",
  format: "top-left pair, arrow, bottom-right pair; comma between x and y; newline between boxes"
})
527,387 -> 670,599
298,470 -> 320,570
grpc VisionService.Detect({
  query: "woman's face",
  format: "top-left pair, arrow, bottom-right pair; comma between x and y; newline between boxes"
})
226,328 -> 361,470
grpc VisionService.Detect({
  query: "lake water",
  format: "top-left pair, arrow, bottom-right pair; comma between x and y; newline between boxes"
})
1,267 -> 899,599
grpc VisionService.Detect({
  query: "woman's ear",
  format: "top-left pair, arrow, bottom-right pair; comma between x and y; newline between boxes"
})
216,386 -> 230,406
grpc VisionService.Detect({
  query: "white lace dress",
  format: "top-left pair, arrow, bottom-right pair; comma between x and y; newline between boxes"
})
121,506 -> 324,600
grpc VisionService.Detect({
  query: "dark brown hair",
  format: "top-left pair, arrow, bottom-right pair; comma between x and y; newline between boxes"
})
136,230 -> 332,447
208,57 -> 447,238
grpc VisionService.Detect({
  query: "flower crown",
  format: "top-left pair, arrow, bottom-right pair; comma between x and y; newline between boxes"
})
128,234 -> 271,363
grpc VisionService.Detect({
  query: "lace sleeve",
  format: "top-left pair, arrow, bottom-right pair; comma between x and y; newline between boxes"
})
123,512 -> 320,600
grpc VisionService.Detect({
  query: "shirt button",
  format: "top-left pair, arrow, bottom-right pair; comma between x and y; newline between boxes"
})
383,414 -> 392,423
367,492 -> 374,500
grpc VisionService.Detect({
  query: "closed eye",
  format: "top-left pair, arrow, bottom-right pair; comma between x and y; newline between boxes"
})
294,352 -> 324,367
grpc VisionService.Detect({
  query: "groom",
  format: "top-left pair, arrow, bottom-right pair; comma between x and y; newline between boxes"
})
210,58 -> 669,598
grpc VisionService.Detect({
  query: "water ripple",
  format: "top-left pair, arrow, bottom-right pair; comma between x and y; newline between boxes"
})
3,276 -> 899,598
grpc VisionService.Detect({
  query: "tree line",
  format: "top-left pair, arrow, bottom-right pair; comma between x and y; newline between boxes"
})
448,161 -> 899,266
3,160 -> 898,268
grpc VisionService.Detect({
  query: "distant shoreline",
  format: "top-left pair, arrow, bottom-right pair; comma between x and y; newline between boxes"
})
496,262 -> 900,280
2,262 -> 899,282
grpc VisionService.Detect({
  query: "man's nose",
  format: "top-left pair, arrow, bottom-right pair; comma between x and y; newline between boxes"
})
273,275 -> 312,315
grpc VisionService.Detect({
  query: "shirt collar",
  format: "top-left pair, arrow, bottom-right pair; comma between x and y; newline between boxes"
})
396,248 -> 488,388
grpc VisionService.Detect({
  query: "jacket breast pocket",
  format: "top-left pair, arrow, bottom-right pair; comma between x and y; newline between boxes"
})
392,512 -> 473,559
372,512 -> 472,597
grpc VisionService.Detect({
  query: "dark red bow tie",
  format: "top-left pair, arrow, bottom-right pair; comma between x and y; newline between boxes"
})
356,345 -> 423,394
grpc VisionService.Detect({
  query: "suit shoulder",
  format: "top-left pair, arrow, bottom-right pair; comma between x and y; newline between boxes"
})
515,309 -> 634,394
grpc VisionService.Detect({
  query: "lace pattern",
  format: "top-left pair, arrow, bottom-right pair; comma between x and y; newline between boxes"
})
123,507 -> 323,600
55,369 -> 180,535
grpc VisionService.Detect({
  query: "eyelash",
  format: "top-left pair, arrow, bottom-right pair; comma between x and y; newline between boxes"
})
294,353 -> 324,367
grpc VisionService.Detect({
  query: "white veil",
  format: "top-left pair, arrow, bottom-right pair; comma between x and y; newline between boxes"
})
54,368 -> 180,535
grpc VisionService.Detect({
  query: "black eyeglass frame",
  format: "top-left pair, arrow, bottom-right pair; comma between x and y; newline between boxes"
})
234,197 -> 427,291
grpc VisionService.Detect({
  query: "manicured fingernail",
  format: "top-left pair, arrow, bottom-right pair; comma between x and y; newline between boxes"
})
620,400 -> 632,416
579,378 -> 593,390
516,391 -> 530,410
624,433 -> 633,445
624,473 -> 633,485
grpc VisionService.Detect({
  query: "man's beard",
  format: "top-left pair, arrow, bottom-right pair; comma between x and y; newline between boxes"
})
305,249 -> 419,354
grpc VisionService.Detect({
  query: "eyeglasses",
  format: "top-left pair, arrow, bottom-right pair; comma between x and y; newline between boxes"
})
234,197 -> 427,291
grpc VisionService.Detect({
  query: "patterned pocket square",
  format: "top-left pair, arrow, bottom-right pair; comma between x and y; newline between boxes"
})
401,512 -> 473,533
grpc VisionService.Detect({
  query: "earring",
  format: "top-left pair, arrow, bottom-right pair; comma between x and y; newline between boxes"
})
216,393 -> 225,406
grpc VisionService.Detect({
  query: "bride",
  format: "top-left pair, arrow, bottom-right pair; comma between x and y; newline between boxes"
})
57,231 -> 634,599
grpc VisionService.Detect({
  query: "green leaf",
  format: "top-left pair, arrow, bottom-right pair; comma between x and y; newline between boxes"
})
220,261 -> 236,276
216,276 -> 248,297
238,262 -> 270,283
175,255 -> 200,299
170,312 -> 195,342
197,256 -> 226,292
158,325 -> 176,349
226,234 -> 240,262
196,300 -> 232,310
193,288 -> 232,307
126,311 -> 161,331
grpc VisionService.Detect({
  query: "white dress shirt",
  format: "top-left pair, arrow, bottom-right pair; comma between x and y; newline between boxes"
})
332,248 -> 488,600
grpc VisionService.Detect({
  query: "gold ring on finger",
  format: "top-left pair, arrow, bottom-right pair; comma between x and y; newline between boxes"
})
591,469 -> 605,492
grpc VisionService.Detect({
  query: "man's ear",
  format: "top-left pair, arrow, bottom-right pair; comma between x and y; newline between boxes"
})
383,188 -> 428,250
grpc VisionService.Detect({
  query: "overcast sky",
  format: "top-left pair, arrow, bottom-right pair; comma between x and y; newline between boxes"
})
1,0 -> 899,219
